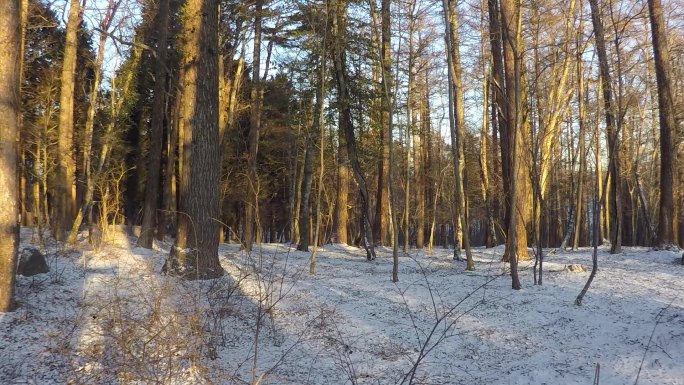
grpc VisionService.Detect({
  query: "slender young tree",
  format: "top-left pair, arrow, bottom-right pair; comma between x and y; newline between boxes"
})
163,0 -> 224,279
648,0 -> 677,249
0,0 -> 21,312
68,0 -> 122,244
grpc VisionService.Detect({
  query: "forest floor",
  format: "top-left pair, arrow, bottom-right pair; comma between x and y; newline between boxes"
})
1,227 -> 683,385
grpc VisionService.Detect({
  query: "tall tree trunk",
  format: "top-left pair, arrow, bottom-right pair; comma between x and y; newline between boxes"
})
310,44 -> 327,274
163,0 -> 224,279
479,0 -> 497,248
158,72 -> 181,241
139,0 -> 170,248
298,104 -> 316,252
380,0 -> 399,281
500,0 -> 523,289
335,110 -> 351,245
405,12 -> 415,252
292,140 -> 305,244
588,0 -> 621,254
648,0 -> 677,248
443,0 -> 474,270
0,0 -> 20,312
373,0 -> 390,247
488,0 -> 509,230
54,0 -> 82,241
573,38 -> 587,250
244,0 -> 263,253
331,0 -> 376,260
18,0 -> 28,227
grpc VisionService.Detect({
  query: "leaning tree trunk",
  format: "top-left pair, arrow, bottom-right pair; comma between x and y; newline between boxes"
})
0,0 -> 20,312
648,0 -> 677,249
163,0 -> 224,279
54,0 -> 81,241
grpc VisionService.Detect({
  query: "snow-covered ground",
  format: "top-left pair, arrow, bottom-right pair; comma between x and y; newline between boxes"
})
1,227 -> 683,385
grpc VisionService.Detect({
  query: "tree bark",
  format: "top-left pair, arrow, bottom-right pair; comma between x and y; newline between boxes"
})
648,0 -> 677,248
443,0 -> 474,270
139,0 -> 170,248
331,0 -> 376,260
589,0 -> 622,254
298,104 -> 316,252
573,39 -> 587,250
163,0 -> 223,279
335,110 -> 350,245
310,45 -> 327,274
244,0 -> 263,252
0,0 -> 20,312
158,72 -> 181,241
500,0 -> 523,289
487,0 -> 509,230
54,0 -> 82,241
379,0 -> 400,281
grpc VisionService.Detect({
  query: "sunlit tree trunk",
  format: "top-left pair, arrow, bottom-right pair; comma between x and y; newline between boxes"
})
648,0 -> 677,248
18,0 -> 28,226
335,110 -> 350,245
163,0 -> 224,279
0,0 -> 20,312
54,0 -> 82,241
500,0 -> 523,288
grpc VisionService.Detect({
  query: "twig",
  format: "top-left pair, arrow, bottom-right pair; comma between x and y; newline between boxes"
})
634,299 -> 674,385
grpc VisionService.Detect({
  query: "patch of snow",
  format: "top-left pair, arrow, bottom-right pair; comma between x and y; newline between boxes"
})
1,229 -> 683,384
